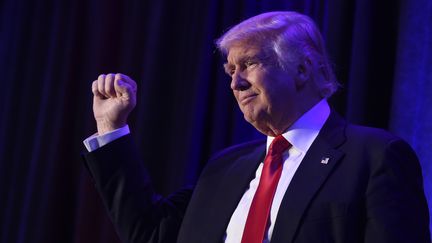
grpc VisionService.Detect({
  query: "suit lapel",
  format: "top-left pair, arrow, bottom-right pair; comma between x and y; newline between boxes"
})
271,111 -> 347,243
202,142 -> 266,242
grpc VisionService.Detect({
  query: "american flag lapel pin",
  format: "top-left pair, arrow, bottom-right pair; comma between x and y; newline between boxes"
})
320,157 -> 330,164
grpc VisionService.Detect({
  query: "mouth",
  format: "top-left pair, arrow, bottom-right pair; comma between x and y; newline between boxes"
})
240,94 -> 258,106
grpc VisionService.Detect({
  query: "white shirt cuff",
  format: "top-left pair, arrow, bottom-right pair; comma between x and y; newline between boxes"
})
83,125 -> 130,152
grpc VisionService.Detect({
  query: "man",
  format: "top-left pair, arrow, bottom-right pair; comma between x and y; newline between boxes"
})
83,11 -> 430,243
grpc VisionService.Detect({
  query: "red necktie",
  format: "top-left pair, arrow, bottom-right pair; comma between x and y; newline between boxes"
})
241,135 -> 291,243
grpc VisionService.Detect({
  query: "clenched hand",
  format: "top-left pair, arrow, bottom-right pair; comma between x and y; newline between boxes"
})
92,73 -> 137,135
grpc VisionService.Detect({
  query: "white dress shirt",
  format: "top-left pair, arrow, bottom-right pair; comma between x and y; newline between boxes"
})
83,125 -> 130,152
83,99 -> 330,242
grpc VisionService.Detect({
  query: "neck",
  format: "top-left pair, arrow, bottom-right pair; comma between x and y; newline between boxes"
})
262,97 -> 323,137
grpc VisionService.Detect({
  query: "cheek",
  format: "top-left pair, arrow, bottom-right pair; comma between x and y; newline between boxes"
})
233,91 -> 240,102
256,85 -> 273,105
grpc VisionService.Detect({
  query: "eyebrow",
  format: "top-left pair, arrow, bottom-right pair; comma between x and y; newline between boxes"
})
223,63 -> 234,75
223,55 -> 260,75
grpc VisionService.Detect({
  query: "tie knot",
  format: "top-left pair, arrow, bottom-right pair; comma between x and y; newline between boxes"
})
269,135 -> 290,155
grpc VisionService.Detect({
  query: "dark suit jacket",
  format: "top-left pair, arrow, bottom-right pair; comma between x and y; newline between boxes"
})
83,112 -> 431,243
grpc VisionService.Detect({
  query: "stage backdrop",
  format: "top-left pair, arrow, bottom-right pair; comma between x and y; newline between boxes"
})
0,0 -> 430,242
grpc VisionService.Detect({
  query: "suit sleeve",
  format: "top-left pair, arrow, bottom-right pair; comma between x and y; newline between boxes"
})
364,139 -> 430,242
82,134 -> 192,243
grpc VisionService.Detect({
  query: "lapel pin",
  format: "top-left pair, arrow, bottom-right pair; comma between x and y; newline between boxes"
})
320,157 -> 330,165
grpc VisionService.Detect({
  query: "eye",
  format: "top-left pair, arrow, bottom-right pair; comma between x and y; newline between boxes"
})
224,64 -> 236,77
228,68 -> 236,76
244,60 -> 257,68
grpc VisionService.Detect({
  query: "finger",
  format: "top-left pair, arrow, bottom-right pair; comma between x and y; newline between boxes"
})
97,74 -> 107,98
105,73 -> 116,97
114,76 -> 131,98
92,80 -> 104,98
116,73 -> 137,92
114,74 -> 135,100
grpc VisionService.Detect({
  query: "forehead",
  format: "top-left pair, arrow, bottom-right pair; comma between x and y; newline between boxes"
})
226,44 -> 264,64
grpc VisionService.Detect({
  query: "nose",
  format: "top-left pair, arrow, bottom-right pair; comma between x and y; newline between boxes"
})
230,71 -> 250,91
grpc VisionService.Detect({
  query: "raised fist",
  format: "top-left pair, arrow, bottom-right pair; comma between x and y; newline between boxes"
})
92,73 -> 137,135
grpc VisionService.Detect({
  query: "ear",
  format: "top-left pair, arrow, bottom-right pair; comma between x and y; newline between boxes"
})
295,58 -> 312,88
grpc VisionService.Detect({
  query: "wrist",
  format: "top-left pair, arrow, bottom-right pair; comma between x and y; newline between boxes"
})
96,119 -> 126,135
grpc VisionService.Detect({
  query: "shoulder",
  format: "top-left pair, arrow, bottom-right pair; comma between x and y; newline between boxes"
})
341,123 -> 420,173
200,138 -> 266,175
321,111 -> 412,154
210,138 -> 266,161
344,123 -> 411,151
324,112 -> 419,167
346,124 -> 400,143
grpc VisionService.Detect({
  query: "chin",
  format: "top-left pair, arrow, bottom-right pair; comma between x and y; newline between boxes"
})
243,114 -> 254,124
243,113 -> 263,127
241,106 -> 260,121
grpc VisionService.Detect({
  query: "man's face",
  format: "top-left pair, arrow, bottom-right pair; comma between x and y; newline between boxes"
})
225,44 -> 301,136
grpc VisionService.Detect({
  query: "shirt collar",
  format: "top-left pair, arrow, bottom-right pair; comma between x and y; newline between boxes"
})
266,99 -> 330,153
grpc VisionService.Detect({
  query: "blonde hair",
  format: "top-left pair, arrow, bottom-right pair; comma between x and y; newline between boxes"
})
216,11 -> 339,97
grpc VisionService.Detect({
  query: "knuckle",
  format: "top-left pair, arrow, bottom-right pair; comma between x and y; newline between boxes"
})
115,73 -> 127,83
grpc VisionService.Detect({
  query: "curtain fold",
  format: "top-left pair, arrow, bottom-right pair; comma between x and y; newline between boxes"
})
390,0 -> 432,224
